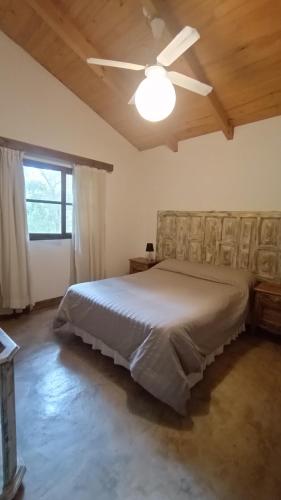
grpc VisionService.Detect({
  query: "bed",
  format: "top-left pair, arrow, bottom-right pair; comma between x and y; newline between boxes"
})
54,259 -> 254,415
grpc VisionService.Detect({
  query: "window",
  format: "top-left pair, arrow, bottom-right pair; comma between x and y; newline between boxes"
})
23,159 -> 73,240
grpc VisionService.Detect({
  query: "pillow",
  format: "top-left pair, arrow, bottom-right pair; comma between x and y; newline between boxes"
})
154,259 -> 255,289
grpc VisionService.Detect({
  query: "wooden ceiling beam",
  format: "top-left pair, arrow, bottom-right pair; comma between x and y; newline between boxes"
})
25,0 -> 124,100
166,136 -> 178,153
140,0 -> 234,140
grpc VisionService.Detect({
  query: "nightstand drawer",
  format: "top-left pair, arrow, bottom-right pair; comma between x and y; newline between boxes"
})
259,308 -> 281,334
129,257 -> 159,274
260,293 -> 281,310
253,281 -> 281,336
131,262 -> 147,273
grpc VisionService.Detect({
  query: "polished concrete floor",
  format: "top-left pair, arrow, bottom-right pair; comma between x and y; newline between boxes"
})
1,307 -> 281,500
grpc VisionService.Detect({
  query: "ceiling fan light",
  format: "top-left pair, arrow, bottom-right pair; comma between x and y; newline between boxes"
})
135,66 -> 176,122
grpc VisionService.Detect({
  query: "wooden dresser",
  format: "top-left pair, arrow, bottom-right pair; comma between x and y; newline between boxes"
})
253,282 -> 281,335
129,257 -> 158,274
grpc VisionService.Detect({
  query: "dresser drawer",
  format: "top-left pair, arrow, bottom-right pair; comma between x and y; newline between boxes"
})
260,293 -> 281,310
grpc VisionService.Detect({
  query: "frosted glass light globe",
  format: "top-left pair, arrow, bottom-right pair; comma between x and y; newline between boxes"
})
135,66 -> 176,122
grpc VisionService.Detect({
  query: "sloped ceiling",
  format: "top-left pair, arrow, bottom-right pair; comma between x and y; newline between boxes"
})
0,0 -> 280,151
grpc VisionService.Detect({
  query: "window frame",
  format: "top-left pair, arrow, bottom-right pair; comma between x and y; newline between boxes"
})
23,158 -> 73,241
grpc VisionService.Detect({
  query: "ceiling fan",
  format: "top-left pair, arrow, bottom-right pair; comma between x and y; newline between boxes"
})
87,25 -> 212,122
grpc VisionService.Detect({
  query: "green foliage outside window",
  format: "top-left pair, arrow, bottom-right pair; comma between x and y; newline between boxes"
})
23,162 -> 73,238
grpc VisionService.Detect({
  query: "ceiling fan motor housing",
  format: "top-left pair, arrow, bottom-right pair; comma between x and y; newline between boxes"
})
144,65 -> 167,78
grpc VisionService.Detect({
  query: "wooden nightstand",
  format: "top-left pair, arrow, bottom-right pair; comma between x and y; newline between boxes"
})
129,257 -> 158,274
253,282 -> 281,335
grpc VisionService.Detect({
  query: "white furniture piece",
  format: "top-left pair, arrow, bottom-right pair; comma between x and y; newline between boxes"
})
0,329 -> 25,500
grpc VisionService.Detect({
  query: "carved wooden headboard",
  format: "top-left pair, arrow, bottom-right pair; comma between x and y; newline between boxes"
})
156,211 -> 281,283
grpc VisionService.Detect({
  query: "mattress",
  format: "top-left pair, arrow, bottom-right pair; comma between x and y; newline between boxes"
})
54,259 -> 253,414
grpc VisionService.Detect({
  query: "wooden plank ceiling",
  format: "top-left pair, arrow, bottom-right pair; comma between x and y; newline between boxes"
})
0,0 -> 281,151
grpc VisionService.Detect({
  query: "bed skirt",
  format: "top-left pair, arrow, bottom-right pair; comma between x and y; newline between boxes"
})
64,323 -> 245,391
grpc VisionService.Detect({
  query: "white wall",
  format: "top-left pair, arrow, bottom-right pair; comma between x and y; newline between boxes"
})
1,30 -> 281,303
140,116 -> 281,244
0,31 -> 144,302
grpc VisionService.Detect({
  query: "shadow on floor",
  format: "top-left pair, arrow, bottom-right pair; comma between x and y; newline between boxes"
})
56,326 -> 258,430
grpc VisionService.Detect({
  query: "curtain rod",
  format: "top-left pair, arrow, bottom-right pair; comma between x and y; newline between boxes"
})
24,154 -> 72,168
0,136 -> 113,173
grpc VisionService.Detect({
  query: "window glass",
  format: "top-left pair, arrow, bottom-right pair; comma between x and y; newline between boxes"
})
24,167 -> 61,201
66,173 -> 73,204
26,202 -> 61,234
23,161 -> 73,240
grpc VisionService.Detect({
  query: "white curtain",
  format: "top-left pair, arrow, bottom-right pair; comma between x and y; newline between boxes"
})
71,165 -> 106,283
0,147 -> 33,310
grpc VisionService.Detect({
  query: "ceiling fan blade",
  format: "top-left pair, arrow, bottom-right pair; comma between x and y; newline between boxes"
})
87,58 -> 145,71
157,26 -> 200,66
168,71 -> 212,96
